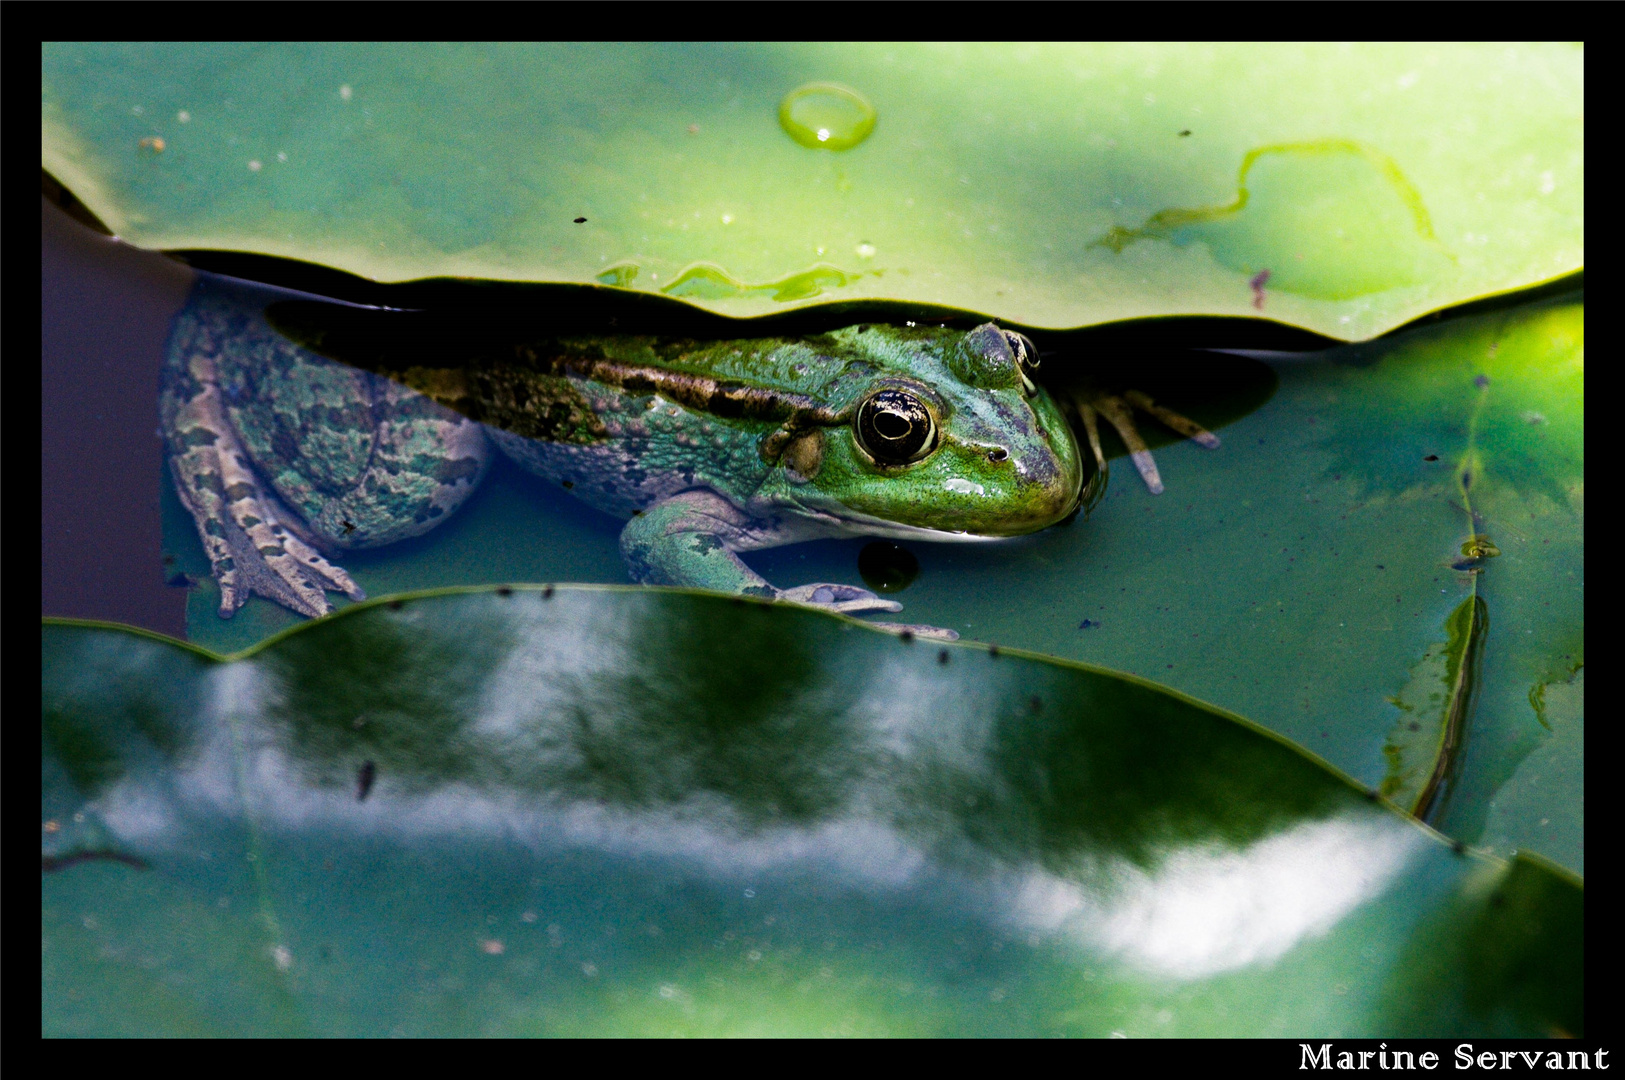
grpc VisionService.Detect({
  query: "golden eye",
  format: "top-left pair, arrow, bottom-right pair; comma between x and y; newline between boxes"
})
855,389 -> 937,465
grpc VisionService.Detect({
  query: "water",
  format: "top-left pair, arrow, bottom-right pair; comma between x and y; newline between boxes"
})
778,82 -> 877,151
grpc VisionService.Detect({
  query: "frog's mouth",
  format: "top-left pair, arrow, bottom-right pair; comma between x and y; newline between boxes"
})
845,517 -> 1013,543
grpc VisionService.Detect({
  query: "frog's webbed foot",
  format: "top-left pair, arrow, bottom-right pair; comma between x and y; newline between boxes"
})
777,583 -> 903,616
166,367 -> 365,619
1070,389 -> 1220,495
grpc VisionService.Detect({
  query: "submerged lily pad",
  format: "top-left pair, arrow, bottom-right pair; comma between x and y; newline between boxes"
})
42,43 -> 1581,338
42,590 -> 1580,1036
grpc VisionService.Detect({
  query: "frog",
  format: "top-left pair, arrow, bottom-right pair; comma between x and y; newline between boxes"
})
162,281 -> 1218,635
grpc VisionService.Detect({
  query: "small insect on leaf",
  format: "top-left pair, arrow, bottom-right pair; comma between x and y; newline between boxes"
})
340,519 -> 357,535
573,217 -> 587,224
357,760 -> 376,801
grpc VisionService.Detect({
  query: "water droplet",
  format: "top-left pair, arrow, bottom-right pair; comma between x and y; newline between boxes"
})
177,110 -> 191,123
720,213 -> 734,225
248,160 -> 262,172
339,84 -> 353,102
595,262 -> 639,287
778,82 -> 876,151
855,242 -> 876,259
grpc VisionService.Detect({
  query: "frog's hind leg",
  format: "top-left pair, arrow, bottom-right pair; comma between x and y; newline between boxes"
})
166,357 -> 364,619
1069,389 -> 1220,495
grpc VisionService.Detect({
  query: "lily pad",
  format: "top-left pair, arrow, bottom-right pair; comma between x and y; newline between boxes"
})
42,589 -> 1580,1037
42,43 -> 1581,338
160,278 -> 1583,876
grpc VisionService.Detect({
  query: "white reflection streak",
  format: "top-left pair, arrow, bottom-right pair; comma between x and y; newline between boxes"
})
1011,816 -> 1425,979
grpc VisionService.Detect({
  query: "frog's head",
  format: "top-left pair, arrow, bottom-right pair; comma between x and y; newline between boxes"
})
789,323 -> 1084,538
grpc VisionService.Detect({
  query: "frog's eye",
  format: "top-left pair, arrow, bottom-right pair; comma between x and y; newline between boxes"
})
1003,331 -> 1041,397
855,389 -> 937,466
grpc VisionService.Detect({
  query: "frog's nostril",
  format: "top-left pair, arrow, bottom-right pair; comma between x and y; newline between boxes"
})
987,447 -> 1009,463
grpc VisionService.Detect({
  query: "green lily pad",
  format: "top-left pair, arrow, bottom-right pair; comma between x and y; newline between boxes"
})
42,43 -> 1581,339
42,590 -> 1580,1037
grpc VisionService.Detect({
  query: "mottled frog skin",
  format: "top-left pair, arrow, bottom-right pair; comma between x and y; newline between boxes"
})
161,284 -> 1085,632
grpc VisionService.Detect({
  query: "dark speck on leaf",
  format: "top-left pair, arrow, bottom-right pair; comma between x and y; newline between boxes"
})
542,584 -> 555,599
562,480 -> 574,489
573,217 -> 587,224
1452,839 -> 1467,855
1474,374 -> 1491,389
988,645 -> 1000,659
1078,618 -> 1099,629
496,586 -> 513,597
1376,564 -> 1385,570
1423,454 -> 1439,462
938,649 -> 950,665
1408,721 -> 1421,731
1029,696 -> 1043,713
1178,129 -> 1192,137
388,600 -> 403,611
357,760 -> 376,801
898,630 -> 914,643
1249,269 -> 1271,310
1363,789 -> 1379,802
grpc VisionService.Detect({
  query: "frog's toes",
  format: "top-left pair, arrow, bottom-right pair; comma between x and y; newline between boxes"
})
199,473 -> 366,620
777,583 -> 904,615
867,621 -> 960,641
1071,389 -> 1220,495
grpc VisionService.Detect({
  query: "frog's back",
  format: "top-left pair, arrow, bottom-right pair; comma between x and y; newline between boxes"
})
404,333 -> 882,520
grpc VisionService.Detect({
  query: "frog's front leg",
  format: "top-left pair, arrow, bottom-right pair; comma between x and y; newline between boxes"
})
619,490 -> 902,616
1071,389 -> 1221,495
